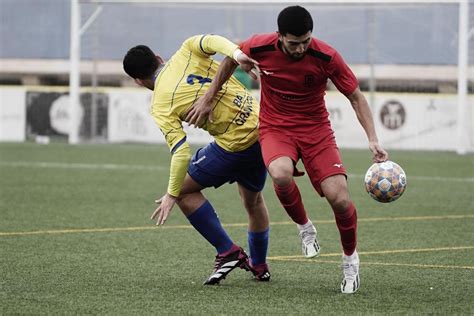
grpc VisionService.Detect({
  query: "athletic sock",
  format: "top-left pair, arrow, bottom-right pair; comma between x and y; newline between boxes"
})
248,228 -> 269,266
186,200 -> 234,254
273,180 -> 308,225
343,250 -> 358,261
333,203 -> 358,256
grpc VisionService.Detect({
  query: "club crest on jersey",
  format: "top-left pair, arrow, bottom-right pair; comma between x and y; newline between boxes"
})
304,74 -> 316,88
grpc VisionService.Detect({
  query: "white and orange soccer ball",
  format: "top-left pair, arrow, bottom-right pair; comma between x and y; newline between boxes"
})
364,160 -> 407,203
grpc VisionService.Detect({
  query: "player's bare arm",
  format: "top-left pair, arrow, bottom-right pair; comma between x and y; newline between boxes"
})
233,50 -> 260,80
186,57 -> 238,127
347,88 -> 388,162
186,50 -> 259,127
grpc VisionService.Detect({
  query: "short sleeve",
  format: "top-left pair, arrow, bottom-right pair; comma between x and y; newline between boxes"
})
239,35 -> 255,57
183,34 -> 238,59
327,51 -> 359,96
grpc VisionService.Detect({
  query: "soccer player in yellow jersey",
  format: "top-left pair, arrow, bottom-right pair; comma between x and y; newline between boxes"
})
123,35 -> 270,285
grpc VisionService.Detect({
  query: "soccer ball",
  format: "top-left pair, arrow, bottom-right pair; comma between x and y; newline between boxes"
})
364,160 -> 407,203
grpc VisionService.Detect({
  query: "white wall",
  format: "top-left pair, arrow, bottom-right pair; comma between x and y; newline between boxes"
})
326,92 -> 472,151
107,90 -> 213,145
0,87 -> 26,141
0,86 -> 472,152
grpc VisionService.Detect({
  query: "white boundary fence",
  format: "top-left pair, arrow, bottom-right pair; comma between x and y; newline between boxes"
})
2,86 -> 472,152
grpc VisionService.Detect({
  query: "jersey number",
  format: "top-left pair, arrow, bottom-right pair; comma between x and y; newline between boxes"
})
187,74 -> 212,85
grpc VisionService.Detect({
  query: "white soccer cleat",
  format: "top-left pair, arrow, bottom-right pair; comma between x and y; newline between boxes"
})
341,250 -> 360,294
298,222 -> 321,258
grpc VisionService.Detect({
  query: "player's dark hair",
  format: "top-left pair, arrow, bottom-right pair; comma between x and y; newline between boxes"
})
123,45 -> 159,79
277,6 -> 313,36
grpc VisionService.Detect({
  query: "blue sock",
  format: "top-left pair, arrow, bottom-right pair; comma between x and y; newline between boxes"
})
186,200 -> 234,254
248,228 -> 269,266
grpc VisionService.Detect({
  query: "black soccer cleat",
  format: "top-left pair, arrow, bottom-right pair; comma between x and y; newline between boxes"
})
203,247 -> 249,285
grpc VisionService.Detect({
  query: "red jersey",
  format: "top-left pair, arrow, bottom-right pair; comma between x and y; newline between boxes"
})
240,33 -> 358,131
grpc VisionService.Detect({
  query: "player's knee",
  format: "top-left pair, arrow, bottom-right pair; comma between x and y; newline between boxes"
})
175,194 -> 190,208
242,192 -> 263,211
325,186 -> 351,212
329,195 -> 351,213
270,170 -> 293,186
268,159 -> 294,186
243,194 -> 268,221
175,192 -> 202,213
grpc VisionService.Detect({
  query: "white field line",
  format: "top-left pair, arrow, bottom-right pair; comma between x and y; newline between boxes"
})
271,259 -> 474,271
0,161 -> 166,172
270,246 -> 474,259
269,246 -> 474,270
1,161 -> 473,182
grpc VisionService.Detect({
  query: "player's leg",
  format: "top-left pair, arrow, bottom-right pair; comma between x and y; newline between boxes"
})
260,130 -> 319,258
268,157 -> 320,258
298,128 -> 359,292
261,130 -> 305,223
297,128 -> 356,257
177,174 -> 237,255
183,144 -> 249,285
237,185 -> 271,281
301,131 -> 359,293
220,140 -> 270,281
320,175 -> 357,257
268,157 -> 308,225
321,175 -> 359,294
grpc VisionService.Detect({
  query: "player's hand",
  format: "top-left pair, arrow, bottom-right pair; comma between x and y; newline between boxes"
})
233,50 -> 260,80
186,95 -> 214,128
150,193 -> 178,226
369,141 -> 388,162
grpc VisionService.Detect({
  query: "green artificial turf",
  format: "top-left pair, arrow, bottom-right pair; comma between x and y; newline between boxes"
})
1,143 -> 473,314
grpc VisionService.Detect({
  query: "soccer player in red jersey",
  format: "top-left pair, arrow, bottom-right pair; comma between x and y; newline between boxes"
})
187,6 -> 388,294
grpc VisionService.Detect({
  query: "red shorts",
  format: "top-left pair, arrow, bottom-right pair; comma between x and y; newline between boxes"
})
259,126 -> 347,196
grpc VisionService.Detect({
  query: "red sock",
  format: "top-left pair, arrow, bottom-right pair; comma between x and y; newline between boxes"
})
273,181 -> 308,225
334,203 -> 358,256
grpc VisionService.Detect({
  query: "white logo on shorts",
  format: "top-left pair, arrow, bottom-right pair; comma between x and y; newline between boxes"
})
192,155 -> 207,165
333,163 -> 343,168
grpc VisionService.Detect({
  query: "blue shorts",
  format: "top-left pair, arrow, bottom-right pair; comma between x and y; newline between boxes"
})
188,141 -> 267,192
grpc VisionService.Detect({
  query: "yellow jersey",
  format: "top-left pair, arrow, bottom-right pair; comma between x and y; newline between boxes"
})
150,35 -> 260,197
151,34 -> 259,153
